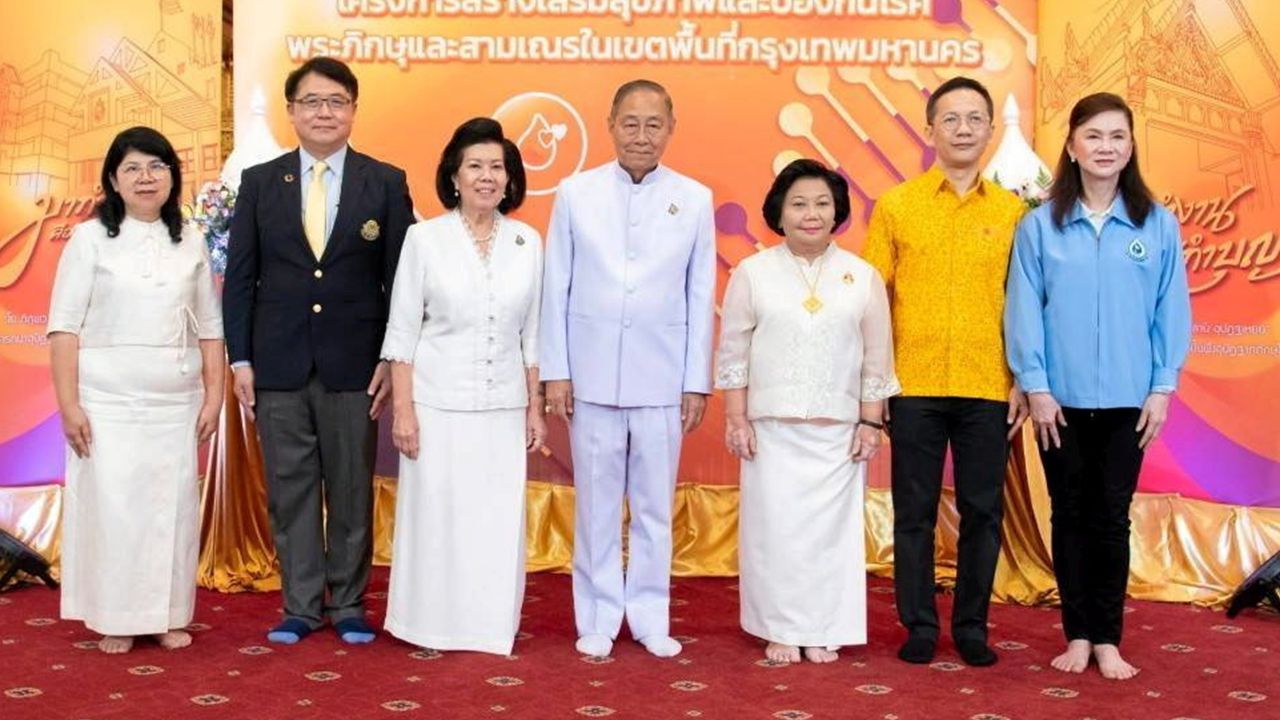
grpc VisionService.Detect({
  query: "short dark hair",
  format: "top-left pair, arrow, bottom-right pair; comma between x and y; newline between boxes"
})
98,126 -> 184,243
285,57 -> 359,102
925,76 -> 993,124
1049,92 -> 1154,230
761,158 -> 851,236
435,117 -> 526,213
610,79 -> 674,118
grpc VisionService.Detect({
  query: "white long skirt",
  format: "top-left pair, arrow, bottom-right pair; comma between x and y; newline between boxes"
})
61,345 -> 202,636
385,405 -> 527,655
739,418 -> 866,648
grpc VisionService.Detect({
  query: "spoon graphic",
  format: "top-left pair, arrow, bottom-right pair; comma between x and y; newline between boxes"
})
794,67 -> 905,183
981,0 -> 1037,65
886,64 -> 931,100
837,66 -> 935,171
715,202 -> 766,254
933,0 -> 972,32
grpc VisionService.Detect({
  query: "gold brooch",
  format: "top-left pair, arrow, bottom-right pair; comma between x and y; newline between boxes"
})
668,204 -> 679,215
843,272 -> 854,284
283,173 -> 296,183
361,219 -> 381,241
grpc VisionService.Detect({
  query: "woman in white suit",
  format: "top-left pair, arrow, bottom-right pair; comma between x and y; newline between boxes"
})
381,117 -> 545,655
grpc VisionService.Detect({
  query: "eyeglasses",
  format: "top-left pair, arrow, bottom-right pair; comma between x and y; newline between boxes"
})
935,113 -> 991,132
118,161 -> 172,179
292,95 -> 353,112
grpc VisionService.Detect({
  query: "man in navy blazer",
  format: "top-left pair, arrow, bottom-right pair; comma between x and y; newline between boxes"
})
223,57 -> 413,645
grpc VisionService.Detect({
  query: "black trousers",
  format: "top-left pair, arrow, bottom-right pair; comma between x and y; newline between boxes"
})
890,397 -> 1009,643
1039,407 -> 1144,646
256,372 -> 377,629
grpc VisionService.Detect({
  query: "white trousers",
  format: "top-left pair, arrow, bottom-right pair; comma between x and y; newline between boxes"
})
570,401 -> 683,640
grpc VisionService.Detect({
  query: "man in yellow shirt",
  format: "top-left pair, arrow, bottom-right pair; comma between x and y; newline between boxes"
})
863,77 -> 1028,667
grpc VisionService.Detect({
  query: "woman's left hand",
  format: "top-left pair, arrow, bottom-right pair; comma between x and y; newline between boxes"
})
527,404 -> 547,453
196,400 -> 221,444
1136,392 -> 1170,449
850,423 -> 882,462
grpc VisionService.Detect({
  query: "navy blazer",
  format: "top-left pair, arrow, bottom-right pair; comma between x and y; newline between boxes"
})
223,148 -> 414,391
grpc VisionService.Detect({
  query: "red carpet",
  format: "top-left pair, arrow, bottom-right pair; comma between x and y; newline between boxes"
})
2,569 -> 1275,719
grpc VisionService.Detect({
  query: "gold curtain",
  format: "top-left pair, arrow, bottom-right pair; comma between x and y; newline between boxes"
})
196,367 -> 278,591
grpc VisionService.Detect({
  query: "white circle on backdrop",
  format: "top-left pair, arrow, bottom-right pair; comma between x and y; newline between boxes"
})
493,92 -> 589,196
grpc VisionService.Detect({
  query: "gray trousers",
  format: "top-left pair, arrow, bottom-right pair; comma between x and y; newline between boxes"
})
256,373 -> 376,628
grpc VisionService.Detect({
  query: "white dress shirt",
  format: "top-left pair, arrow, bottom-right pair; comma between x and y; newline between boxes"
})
715,243 -> 900,421
381,211 -> 542,411
47,217 -> 223,354
540,162 -> 716,407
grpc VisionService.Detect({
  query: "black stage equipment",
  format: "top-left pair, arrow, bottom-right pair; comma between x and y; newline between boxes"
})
0,528 -> 58,591
1226,550 -> 1280,618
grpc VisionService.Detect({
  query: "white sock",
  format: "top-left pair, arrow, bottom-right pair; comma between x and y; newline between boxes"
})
575,634 -> 613,657
638,635 -> 682,658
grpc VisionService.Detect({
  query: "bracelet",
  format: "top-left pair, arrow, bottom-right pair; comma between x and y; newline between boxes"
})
857,419 -> 885,430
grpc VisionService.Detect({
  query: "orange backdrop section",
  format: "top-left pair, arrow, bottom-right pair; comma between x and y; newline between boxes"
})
232,0 -> 1038,489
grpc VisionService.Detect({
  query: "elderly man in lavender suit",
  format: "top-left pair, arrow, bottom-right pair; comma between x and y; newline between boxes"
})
540,79 -> 716,659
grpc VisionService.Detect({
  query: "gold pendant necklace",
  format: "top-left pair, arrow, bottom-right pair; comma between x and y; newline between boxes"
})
794,251 -> 826,314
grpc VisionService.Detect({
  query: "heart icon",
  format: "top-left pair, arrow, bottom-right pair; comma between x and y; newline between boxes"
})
538,123 -> 568,148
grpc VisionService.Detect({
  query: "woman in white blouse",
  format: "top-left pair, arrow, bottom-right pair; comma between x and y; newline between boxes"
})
716,159 -> 900,664
381,117 -> 545,655
47,126 -> 225,654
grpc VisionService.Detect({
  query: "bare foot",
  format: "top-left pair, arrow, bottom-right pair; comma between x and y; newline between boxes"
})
154,630 -> 192,650
803,646 -> 839,663
1050,639 -> 1091,673
765,642 -> 801,664
98,636 -> 134,654
1093,643 -> 1139,680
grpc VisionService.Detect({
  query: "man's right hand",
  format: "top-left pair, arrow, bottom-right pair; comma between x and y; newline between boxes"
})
545,380 -> 573,424
233,366 -> 257,422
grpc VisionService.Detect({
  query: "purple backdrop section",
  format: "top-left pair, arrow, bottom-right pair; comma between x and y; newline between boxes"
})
0,413 -> 64,487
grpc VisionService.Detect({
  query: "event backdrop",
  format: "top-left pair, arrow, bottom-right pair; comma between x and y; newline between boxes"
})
0,0 -> 224,489
231,0 -> 1039,491
1036,0 -> 1280,508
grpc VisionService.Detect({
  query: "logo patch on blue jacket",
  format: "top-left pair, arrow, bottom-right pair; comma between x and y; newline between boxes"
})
1126,237 -> 1148,262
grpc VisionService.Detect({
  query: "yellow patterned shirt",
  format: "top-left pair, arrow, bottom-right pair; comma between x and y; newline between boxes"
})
862,167 -> 1024,402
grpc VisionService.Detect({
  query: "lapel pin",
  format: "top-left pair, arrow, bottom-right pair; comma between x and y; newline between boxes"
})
843,272 -> 854,284
668,203 -> 679,215
361,219 -> 381,241
516,235 -> 526,246
283,173 -> 296,183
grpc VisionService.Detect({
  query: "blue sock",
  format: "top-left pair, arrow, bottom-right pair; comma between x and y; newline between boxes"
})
334,617 -> 376,644
267,618 -> 313,644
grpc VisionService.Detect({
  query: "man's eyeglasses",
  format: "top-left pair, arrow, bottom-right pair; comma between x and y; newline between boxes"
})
118,161 -> 171,179
292,95 -> 353,112
935,113 -> 991,132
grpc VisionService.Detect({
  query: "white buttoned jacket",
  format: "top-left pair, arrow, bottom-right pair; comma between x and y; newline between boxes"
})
381,212 -> 543,411
539,162 -> 716,407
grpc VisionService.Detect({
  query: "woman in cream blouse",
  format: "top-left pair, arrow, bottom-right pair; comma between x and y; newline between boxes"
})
381,117 -> 544,655
715,159 -> 899,664
48,126 -> 225,654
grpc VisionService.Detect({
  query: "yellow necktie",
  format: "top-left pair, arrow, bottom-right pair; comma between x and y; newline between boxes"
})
304,160 -> 328,258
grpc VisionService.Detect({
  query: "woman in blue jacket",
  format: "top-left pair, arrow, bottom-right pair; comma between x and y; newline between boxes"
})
1004,92 -> 1191,681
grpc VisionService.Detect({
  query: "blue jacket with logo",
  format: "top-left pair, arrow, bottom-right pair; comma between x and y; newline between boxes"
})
1004,198 -> 1192,409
